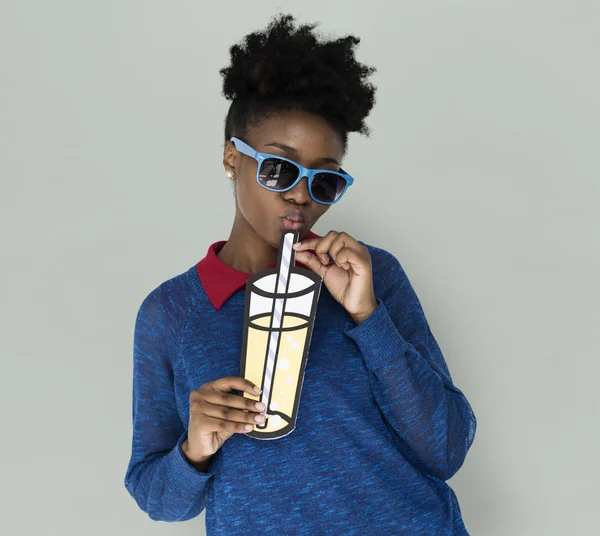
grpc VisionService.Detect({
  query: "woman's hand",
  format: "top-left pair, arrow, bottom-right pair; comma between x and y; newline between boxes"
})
293,230 -> 378,325
182,376 -> 266,467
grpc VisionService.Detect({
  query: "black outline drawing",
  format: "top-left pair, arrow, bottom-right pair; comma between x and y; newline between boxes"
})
239,230 -> 323,440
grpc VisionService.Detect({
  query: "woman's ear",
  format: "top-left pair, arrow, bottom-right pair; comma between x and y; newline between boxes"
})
223,140 -> 237,178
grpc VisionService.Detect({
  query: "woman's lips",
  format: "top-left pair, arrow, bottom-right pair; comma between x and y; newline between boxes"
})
281,218 -> 304,231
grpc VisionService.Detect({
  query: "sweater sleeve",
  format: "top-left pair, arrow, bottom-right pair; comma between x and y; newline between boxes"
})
124,287 -> 224,521
343,250 -> 477,481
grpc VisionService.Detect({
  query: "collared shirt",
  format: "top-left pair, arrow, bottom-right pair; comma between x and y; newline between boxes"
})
196,229 -> 321,310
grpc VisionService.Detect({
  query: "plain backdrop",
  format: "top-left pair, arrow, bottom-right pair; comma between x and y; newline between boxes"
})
1,1 -> 598,535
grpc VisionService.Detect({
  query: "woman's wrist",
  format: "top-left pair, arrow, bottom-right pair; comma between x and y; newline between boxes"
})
181,438 -> 212,472
349,298 -> 378,325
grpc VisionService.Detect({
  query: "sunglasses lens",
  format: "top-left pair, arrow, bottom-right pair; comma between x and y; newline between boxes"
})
259,158 -> 299,189
311,172 -> 348,203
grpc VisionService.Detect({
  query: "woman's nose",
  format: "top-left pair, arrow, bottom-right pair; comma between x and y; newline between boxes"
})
283,175 -> 311,203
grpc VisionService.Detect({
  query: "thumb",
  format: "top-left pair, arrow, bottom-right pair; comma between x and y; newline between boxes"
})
294,250 -> 328,277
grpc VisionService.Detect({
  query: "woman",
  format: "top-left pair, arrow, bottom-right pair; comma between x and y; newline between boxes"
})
124,13 -> 477,535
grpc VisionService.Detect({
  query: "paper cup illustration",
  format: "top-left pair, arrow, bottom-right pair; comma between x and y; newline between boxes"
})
240,230 -> 323,440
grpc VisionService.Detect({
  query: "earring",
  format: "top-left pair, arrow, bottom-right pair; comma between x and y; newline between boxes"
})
226,169 -> 236,180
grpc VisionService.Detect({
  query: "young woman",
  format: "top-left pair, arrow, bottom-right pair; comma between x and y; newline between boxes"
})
124,13 -> 477,535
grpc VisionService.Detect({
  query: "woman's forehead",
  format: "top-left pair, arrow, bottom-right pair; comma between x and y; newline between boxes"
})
250,113 -> 343,157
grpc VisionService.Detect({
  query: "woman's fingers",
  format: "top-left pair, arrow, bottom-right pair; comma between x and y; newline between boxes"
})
294,232 -> 338,264
201,389 -> 266,413
209,375 -> 261,396
200,400 -> 267,425
293,250 -> 330,276
188,376 -> 268,433
198,414 -> 258,434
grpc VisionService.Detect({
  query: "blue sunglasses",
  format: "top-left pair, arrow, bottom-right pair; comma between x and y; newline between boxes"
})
229,137 -> 354,205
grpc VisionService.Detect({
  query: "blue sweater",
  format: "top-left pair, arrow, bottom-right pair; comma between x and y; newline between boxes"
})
124,241 -> 477,535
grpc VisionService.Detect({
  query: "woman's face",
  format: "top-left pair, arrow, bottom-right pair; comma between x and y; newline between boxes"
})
223,109 -> 344,249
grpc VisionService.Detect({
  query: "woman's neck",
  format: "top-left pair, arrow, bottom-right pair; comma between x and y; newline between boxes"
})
217,216 -> 278,275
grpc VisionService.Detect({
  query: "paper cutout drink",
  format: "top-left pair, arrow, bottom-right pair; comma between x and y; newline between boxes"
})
240,230 -> 323,440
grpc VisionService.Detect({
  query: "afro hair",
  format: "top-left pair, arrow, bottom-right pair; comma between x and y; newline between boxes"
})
219,13 -> 377,156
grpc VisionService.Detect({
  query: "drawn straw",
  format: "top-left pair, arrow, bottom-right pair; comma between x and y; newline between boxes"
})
258,231 -> 297,425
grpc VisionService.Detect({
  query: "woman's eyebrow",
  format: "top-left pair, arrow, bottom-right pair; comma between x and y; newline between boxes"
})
264,142 -> 340,166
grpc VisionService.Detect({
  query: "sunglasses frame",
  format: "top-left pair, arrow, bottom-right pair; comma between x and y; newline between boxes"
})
229,136 -> 354,205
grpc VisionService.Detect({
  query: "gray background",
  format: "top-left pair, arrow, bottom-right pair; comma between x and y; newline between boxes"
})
1,1 -> 598,534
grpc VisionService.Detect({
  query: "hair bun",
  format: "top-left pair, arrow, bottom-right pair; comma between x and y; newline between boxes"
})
220,13 -> 376,136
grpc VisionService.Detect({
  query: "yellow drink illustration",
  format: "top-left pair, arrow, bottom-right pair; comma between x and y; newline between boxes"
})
240,231 -> 322,440
243,314 -> 309,435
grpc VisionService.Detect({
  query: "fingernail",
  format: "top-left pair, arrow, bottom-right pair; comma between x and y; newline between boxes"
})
293,243 -> 300,249
255,402 -> 266,410
253,386 -> 262,393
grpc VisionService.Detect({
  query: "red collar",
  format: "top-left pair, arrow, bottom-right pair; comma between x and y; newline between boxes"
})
196,230 -> 321,310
